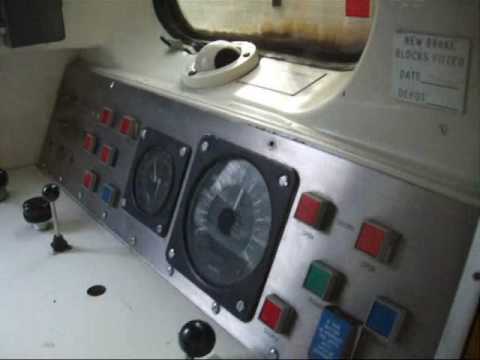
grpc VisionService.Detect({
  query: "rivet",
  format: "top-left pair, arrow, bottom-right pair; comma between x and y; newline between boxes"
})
120,198 -> 127,208
201,141 -> 209,152
236,300 -> 245,313
102,211 -> 108,220
179,147 -> 188,157
278,175 -> 289,187
168,248 -> 175,259
212,301 -> 220,315
167,265 -> 174,277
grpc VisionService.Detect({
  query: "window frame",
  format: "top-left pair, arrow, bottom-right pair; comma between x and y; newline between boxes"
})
153,0 -> 364,67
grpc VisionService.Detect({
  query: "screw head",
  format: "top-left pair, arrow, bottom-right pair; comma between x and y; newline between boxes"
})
236,300 -> 245,313
179,147 -> 188,157
201,141 -> 209,152
102,211 -> 108,220
109,81 -> 116,89
156,224 -> 163,235
128,236 -> 136,246
167,265 -> 174,277
278,175 -> 289,187
168,248 -> 175,259
140,129 -> 148,140
78,191 -> 84,200
268,348 -> 279,360
58,176 -> 64,184
120,198 -> 127,208
212,301 -> 220,315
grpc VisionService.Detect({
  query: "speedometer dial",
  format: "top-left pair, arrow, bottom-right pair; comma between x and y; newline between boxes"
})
186,159 -> 272,287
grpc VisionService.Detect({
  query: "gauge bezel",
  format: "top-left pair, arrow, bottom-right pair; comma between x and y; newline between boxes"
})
124,128 -> 191,237
167,135 -> 299,322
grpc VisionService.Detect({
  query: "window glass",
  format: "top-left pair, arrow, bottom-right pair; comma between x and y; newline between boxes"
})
175,0 -> 372,62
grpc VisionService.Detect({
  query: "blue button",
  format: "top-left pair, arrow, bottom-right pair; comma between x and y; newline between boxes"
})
365,297 -> 406,341
309,307 -> 359,359
101,184 -> 117,206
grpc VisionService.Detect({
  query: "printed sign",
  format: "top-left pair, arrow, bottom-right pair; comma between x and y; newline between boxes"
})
392,32 -> 471,112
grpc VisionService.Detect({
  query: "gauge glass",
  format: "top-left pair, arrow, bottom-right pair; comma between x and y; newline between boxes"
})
134,148 -> 174,215
187,159 -> 272,287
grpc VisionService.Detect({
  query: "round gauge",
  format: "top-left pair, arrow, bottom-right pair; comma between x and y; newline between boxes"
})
133,148 -> 174,215
186,159 -> 272,287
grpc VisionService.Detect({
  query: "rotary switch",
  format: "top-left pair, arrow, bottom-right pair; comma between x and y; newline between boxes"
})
0,168 -> 9,202
23,197 -> 52,231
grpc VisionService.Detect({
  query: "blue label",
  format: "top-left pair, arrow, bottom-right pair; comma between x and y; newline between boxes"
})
309,308 -> 356,360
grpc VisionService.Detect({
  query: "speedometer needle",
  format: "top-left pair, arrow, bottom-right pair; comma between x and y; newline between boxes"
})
233,188 -> 245,211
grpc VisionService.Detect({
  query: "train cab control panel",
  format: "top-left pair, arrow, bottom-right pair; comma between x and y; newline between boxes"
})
38,62 -> 480,359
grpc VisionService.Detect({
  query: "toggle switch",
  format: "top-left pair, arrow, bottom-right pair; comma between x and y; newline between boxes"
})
99,107 -> 114,127
259,294 -> 296,335
83,170 -> 98,192
82,133 -> 97,153
355,221 -> 399,263
304,260 -> 343,302
119,115 -> 138,138
100,145 -> 117,166
365,297 -> 406,342
294,192 -> 333,231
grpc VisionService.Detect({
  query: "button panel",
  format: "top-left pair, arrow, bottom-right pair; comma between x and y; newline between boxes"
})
99,145 -> 117,166
355,221 -> 399,263
304,261 -> 343,302
82,170 -> 98,192
294,192 -> 332,230
259,294 -> 296,335
365,297 -> 406,342
309,307 -> 360,359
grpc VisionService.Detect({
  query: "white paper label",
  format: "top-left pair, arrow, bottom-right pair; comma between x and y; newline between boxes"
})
392,32 -> 471,112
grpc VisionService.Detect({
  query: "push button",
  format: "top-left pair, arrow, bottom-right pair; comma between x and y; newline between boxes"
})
304,261 -> 343,302
355,221 -> 399,263
259,294 -> 295,335
100,145 -> 117,166
83,170 -> 98,191
309,307 -> 360,359
82,133 -> 97,153
294,192 -> 332,231
365,297 -> 406,342
100,184 -> 118,207
119,115 -> 138,138
99,107 -> 114,127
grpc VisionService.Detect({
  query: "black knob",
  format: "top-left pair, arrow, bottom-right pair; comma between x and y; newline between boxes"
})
42,184 -> 60,202
23,197 -> 52,224
179,320 -> 216,359
0,168 -> 8,188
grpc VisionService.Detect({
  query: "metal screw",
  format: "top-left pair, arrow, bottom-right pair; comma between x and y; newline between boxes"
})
102,211 -> 108,220
179,147 -> 188,157
201,141 -> 209,152
473,272 -> 480,281
268,348 -> 279,360
58,176 -> 64,184
78,192 -> 84,201
278,175 -> 289,187
120,198 -> 127,208
140,129 -> 148,140
212,301 -> 220,315
236,300 -> 245,313
167,265 -> 174,277
156,224 -> 163,235
128,236 -> 136,247
168,248 -> 175,259
109,81 -> 116,89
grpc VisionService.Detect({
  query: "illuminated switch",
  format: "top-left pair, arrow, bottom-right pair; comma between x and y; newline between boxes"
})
119,115 -> 138,138
100,145 -> 117,166
365,297 -> 406,342
304,261 -> 343,302
82,133 -> 97,153
294,192 -> 333,230
259,294 -> 296,335
100,184 -> 119,207
309,307 -> 360,359
99,107 -> 114,127
355,221 -> 399,263
82,170 -> 98,192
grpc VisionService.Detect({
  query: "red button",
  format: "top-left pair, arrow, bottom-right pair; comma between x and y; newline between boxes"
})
259,294 -> 295,334
100,145 -> 117,166
346,0 -> 371,18
294,192 -> 332,230
356,221 -> 399,263
82,133 -> 97,153
119,116 -> 137,138
99,107 -> 114,127
83,170 -> 98,191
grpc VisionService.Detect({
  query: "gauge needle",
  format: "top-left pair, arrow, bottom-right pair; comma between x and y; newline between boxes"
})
233,188 -> 245,211
153,160 -> 158,183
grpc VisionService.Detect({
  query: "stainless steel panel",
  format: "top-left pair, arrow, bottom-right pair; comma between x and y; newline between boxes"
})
40,63 -> 480,359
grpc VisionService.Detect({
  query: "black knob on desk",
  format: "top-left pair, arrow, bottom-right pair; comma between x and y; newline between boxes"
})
179,320 -> 216,359
0,168 -> 8,188
42,183 -> 60,202
23,197 -> 52,231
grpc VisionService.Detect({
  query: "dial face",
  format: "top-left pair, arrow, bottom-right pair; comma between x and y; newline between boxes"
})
186,159 -> 272,287
134,148 -> 174,215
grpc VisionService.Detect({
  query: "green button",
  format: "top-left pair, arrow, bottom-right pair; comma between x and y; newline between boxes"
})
304,261 -> 339,301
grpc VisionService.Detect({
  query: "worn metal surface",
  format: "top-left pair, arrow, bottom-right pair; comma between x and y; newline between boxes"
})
40,63 -> 480,358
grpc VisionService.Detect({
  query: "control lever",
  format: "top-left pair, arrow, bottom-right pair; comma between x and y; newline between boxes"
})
42,184 -> 72,253
179,320 -> 216,359
0,168 -> 9,202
